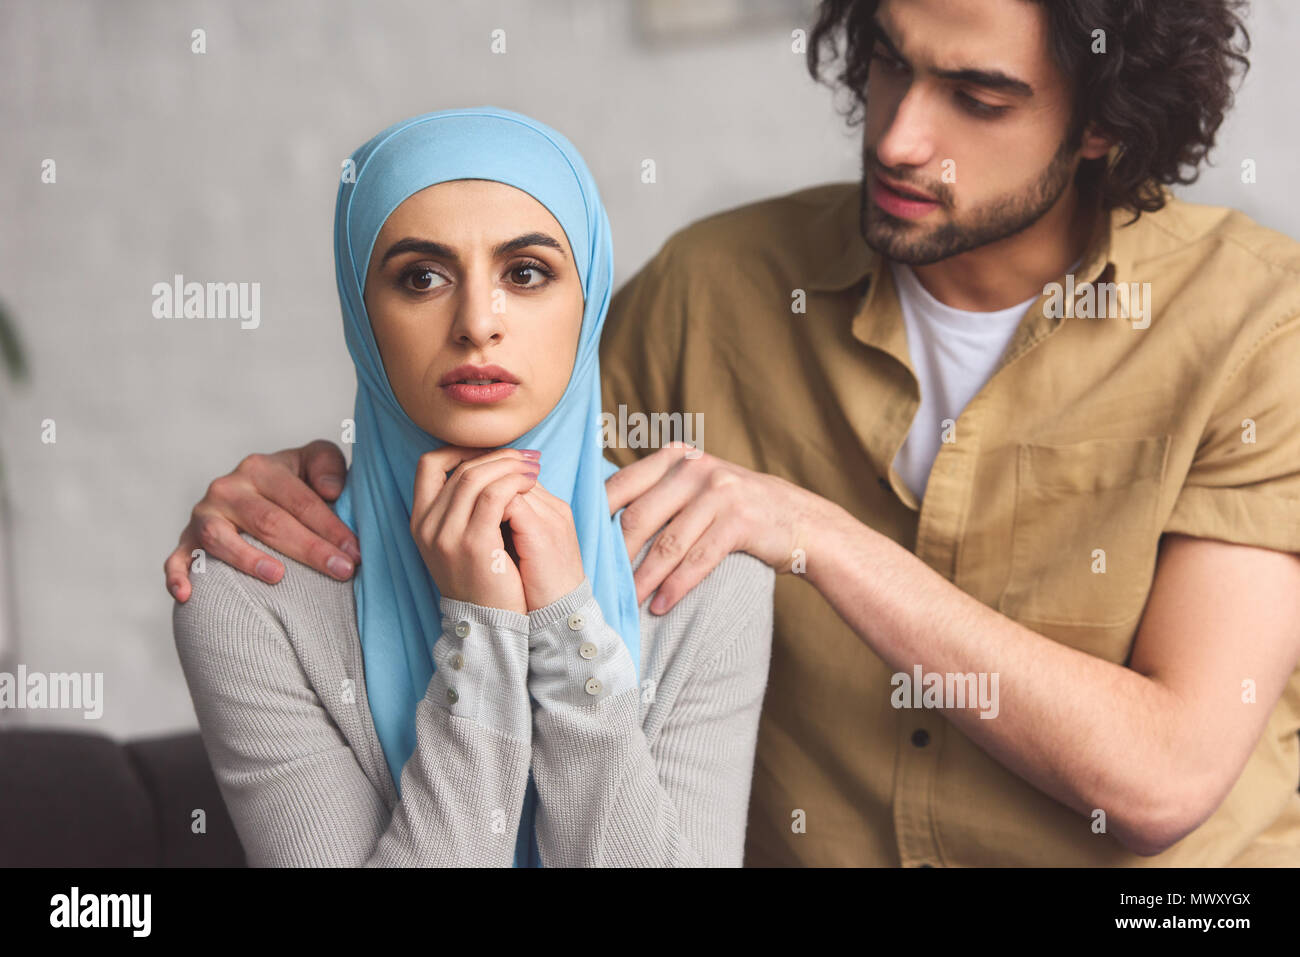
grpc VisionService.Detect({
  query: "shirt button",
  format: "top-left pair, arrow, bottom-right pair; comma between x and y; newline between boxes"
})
454,620 -> 470,638
911,728 -> 930,748
450,653 -> 464,670
446,687 -> 459,705
578,641 -> 598,660
584,677 -> 602,696
567,612 -> 585,631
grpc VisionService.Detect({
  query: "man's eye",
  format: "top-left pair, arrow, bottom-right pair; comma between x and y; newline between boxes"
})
871,50 -> 907,74
957,91 -> 1009,117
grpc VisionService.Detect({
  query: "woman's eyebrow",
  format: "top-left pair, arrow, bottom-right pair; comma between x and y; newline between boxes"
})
379,232 -> 567,267
492,232 -> 567,260
379,237 -> 454,265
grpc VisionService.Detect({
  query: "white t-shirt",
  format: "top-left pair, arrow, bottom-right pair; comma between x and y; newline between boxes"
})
888,260 -> 1046,502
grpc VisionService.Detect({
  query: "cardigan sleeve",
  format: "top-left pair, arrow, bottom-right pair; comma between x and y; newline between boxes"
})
523,556 -> 774,866
171,559 -> 533,867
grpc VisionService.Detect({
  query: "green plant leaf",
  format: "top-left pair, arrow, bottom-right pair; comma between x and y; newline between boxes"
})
0,300 -> 28,383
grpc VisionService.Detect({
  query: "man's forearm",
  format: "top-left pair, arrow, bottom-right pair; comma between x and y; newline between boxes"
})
802,498 -> 1196,855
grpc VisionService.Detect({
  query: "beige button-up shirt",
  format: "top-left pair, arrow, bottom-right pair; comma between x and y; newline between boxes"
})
600,180 -> 1300,865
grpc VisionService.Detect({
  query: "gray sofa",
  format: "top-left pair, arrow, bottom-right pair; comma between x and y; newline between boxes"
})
0,729 -> 245,867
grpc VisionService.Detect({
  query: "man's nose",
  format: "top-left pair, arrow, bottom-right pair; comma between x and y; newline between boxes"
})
873,85 -> 938,171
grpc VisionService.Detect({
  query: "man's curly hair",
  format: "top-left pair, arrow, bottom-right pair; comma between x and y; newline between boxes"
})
807,0 -> 1252,216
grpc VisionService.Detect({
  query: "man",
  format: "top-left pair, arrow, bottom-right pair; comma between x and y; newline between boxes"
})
166,0 -> 1300,865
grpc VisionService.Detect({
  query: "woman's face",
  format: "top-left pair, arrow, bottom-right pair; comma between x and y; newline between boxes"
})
363,179 -> 584,448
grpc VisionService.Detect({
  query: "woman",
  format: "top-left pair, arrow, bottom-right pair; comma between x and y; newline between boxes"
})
172,106 -> 774,867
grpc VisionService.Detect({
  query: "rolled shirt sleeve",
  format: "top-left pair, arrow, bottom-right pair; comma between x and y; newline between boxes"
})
1164,312 -> 1300,553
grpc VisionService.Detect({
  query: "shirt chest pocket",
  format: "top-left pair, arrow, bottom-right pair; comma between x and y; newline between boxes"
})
997,434 -> 1171,628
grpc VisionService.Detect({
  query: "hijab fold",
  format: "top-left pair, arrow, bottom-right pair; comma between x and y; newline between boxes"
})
331,107 -> 641,868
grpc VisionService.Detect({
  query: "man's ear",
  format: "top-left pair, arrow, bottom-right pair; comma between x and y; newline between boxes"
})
1079,126 -> 1117,162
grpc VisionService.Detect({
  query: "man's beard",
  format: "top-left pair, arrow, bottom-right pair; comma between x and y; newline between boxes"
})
859,137 -> 1077,266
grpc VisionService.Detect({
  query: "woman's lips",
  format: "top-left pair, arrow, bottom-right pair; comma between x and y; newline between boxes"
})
440,381 -> 519,404
870,173 -> 940,220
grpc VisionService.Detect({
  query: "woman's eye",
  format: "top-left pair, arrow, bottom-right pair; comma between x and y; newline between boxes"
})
507,261 -> 553,288
404,267 -> 446,291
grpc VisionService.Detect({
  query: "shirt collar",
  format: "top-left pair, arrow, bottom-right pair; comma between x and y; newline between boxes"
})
1070,189 -> 1145,291
806,183 -> 876,293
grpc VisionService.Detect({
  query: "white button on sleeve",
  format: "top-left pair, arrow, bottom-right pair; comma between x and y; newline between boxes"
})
527,579 -> 638,709
429,598 -> 532,740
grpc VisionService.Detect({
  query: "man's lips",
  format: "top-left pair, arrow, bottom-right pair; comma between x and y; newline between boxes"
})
876,173 -> 937,202
870,173 -> 941,220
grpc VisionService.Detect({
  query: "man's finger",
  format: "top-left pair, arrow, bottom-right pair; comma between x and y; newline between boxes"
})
255,455 -> 363,565
604,442 -> 697,515
187,511 -> 292,584
613,448 -> 707,559
164,539 -> 200,603
631,496 -> 718,605
215,486 -> 356,582
299,439 -> 350,500
646,516 -> 736,615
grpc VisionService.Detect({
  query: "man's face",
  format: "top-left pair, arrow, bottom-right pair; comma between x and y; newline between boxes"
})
860,0 -> 1081,265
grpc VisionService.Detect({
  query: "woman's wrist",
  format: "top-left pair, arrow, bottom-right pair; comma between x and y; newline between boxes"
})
525,576 -> 594,631
525,582 -> 639,708
438,593 -> 532,634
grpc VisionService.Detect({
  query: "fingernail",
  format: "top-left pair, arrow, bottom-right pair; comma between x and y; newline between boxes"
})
169,583 -> 180,600
342,540 -> 362,564
520,449 -> 541,459
326,555 -> 354,578
255,558 -> 280,581
650,594 -> 667,614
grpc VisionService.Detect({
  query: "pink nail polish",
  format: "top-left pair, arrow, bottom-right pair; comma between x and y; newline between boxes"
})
520,449 -> 541,459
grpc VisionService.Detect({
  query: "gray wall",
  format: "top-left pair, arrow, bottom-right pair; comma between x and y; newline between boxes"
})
1,0 -> 1296,739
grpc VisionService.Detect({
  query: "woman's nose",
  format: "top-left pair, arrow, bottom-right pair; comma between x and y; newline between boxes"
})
451,280 -> 506,345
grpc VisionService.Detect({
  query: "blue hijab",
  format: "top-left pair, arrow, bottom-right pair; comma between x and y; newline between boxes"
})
330,106 -> 641,867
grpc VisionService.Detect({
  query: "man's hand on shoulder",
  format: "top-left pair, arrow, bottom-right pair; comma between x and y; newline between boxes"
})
164,439 -> 360,603
605,442 -> 834,615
